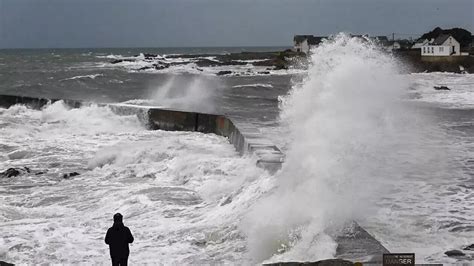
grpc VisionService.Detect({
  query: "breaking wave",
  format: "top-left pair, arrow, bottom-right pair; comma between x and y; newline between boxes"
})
232,84 -> 274,89
240,34 -> 444,263
60,74 -> 104,81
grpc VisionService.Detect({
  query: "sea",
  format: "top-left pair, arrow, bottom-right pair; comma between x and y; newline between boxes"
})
0,36 -> 473,264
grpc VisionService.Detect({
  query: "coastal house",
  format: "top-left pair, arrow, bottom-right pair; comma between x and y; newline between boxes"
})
387,40 -> 413,51
293,35 -> 326,54
421,34 -> 461,56
372,36 -> 390,46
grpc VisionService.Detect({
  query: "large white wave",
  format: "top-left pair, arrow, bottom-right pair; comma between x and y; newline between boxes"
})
240,34 -> 454,263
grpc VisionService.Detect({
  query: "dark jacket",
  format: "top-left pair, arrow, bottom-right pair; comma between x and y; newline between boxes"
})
105,222 -> 134,258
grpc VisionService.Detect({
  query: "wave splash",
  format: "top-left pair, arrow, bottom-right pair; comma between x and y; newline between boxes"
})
148,75 -> 221,113
241,34 -> 421,263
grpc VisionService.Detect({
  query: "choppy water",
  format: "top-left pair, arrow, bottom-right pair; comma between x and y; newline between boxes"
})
1,40 -> 474,264
0,102 -> 273,264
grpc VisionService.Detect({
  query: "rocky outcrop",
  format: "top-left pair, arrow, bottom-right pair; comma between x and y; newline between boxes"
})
1,167 -> 30,178
108,50 -> 306,72
110,59 -> 135,64
1,167 -> 49,178
138,63 -> 170,71
216,71 -> 232,76
445,250 -> 465,257
0,261 -> 15,266
62,172 -> 80,179
143,53 -> 158,59
434,86 -> 451,90
464,244 -> 474,251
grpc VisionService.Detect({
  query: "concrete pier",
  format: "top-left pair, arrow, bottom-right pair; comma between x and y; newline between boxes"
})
0,94 -> 389,263
112,105 -> 286,174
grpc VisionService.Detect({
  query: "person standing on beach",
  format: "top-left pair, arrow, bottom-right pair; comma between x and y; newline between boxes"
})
105,213 -> 134,266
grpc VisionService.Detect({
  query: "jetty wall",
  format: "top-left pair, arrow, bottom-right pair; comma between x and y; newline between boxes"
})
0,95 -> 284,174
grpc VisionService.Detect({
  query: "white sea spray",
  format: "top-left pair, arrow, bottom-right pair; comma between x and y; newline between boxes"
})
240,34 -> 453,263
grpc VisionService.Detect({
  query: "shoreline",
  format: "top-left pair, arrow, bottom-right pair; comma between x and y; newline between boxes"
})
108,49 -> 474,74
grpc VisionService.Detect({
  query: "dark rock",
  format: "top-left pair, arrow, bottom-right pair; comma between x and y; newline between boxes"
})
263,259 -> 354,266
274,63 -> 288,70
110,59 -> 135,64
2,168 -> 21,178
152,63 -> 170,70
191,239 -> 207,247
0,261 -> 15,266
216,71 -> 232,76
143,53 -> 158,58
258,71 -> 271,75
464,244 -> 474,251
137,63 -> 169,71
1,167 -> 31,178
445,249 -> 465,257
141,174 -> 155,179
62,172 -> 80,179
434,86 -> 451,91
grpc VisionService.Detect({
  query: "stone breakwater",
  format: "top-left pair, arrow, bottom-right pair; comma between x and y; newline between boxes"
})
0,94 -> 285,174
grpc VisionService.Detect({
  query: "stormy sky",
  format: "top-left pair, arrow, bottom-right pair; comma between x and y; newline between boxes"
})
0,0 -> 472,48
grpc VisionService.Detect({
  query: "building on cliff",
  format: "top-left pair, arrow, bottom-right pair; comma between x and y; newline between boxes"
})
293,35 -> 326,54
421,34 -> 464,56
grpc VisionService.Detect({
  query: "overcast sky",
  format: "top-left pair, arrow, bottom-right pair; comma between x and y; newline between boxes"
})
0,0 -> 472,48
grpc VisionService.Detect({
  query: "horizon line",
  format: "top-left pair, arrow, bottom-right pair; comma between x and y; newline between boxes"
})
0,45 -> 293,50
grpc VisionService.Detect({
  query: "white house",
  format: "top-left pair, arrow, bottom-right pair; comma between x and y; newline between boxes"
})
293,35 -> 325,54
421,34 -> 461,56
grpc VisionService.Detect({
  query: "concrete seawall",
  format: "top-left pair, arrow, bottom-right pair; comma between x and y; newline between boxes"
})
0,95 -> 284,174
0,94 -> 389,263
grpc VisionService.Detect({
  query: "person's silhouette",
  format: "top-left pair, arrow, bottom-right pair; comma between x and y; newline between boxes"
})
105,213 -> 134,266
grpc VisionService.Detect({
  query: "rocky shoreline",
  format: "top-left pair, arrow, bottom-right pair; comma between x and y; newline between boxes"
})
109,50 -> 307,75
108,49 -> 472,75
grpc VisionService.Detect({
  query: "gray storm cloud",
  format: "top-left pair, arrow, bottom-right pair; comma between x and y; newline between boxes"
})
0,0 -> 472,48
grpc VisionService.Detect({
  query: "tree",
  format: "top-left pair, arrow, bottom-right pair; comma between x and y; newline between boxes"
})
420,27 -> 472,47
